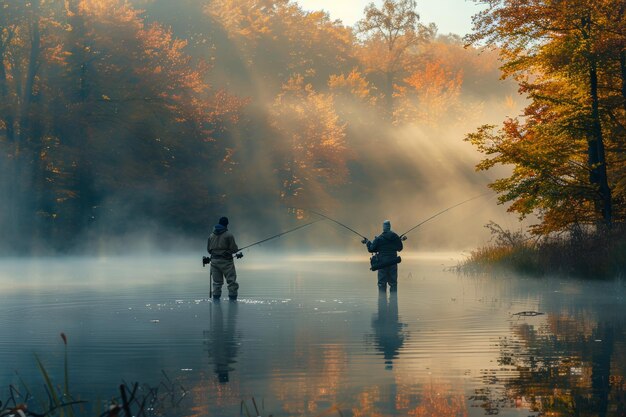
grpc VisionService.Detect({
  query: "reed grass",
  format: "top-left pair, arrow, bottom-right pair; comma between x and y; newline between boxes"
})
4,335 -> 345,417
458,222 -> 626,279
2,334 -> 187,417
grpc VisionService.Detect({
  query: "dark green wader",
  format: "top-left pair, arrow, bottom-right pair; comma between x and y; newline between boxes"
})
378,263 -> 398,291
210,257 -> 239,298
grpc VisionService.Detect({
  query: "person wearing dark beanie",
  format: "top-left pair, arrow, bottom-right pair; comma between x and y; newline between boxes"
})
361,219 -> 404,292
207,216 -> 239,300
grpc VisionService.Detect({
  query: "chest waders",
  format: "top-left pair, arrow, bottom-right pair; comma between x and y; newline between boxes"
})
204,220 -> 323,298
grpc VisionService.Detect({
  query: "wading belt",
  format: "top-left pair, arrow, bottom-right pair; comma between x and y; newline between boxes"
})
210,253 -> 233,260
370,255 -> 402,271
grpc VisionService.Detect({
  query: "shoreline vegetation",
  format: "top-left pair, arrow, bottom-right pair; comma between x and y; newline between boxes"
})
458,222 -> 626,279
461,0 -> 626,279
3,334 -> 189,417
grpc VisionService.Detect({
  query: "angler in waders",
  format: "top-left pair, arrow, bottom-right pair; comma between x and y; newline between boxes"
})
207,217 -> 239,300
362,220 -> 404,292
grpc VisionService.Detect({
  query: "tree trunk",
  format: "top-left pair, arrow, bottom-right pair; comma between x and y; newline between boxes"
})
0,46 -> 15,142
56,0 -> 97,242
619,49 -> 626,110
588,58 -> 612,228
1,2 -> 42,253
19,0 -> 40,144
385,70 -> 394,121
581,16 -> 612,228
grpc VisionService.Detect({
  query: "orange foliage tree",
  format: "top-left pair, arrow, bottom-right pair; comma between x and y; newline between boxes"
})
395,60 -> 463,126
207,0 -> 354,92
0,0 -> 243,249
356,0 -> 435,119
270,75 -> 349,208
465,0 -> 626,234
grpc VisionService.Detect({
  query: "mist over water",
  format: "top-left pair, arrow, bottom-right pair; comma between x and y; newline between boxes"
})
2,254 -> 625,416
1,2 -> 624,417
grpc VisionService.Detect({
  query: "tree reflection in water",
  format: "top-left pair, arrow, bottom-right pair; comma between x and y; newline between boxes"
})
474,312 -> 626,416
188,293 -> 471,416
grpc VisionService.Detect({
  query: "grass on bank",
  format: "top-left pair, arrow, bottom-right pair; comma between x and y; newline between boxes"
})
3,333 -> 192,417
458,222 -> 626,279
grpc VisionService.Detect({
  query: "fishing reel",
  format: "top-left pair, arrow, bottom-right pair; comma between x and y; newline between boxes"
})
203,253 -> 243,266
401,236 -> 407,241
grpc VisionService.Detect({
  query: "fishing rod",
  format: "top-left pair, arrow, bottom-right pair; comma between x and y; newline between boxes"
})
203,218 -> 323,266
400,192 -> 493,237
237,218 -> 324,252
302,208 -> 368,240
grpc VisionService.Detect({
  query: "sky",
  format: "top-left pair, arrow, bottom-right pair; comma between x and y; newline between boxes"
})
296,0 -> 484,36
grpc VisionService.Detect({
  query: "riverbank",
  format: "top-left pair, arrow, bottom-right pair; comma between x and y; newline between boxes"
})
458,223 -> 626,279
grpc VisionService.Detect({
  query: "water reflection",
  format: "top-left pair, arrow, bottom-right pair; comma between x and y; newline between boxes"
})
474,312 -> 626,416
369,291 -> 407,370
203,300 -> 240,384
5,256 -> 626,416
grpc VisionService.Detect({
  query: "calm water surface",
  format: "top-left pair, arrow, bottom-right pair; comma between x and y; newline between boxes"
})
1,253 -> 625,416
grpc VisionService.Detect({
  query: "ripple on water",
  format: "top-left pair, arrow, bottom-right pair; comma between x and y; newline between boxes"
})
1,255 -> 625,417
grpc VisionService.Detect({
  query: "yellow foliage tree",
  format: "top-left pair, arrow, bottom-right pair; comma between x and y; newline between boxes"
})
395,60 -> 463,126
270,75 -> 349,208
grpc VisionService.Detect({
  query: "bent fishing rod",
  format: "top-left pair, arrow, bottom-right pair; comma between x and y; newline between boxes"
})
237,218 -> 324,252
302,208 -> 368,240
203,219 -> 323,266
400,192 -> 492,237
296,192 -> 492,243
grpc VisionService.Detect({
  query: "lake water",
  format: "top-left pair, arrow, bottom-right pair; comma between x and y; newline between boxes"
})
1,253 -> 625,416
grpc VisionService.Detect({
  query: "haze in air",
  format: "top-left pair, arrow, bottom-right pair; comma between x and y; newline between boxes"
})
0,0 -> 524,256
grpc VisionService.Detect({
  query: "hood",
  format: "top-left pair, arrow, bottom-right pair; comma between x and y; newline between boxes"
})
213,224 -> 228,235
380,230 -> 395,240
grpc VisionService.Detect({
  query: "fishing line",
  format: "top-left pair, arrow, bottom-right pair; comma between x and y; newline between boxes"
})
236,219 -> 324,252
300,208 -> 368,240
204,219 -> 323,267
400,192 -> 494,237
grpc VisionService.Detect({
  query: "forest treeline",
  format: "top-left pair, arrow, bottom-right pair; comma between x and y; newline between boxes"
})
4,0 -> 624,256
0,0 -> 517,253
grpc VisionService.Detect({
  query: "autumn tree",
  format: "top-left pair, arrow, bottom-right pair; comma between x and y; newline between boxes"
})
327,69 -> 377,129
465,0 -> 626,234
393,35 -> 514,127
0,0 -> 242,251
0,0 -> 63,250
394,60 -> 463,126
356,0 -> 433,119
270,75 -> 349,208
0,0 -> 526,252
207,0 -> 355,94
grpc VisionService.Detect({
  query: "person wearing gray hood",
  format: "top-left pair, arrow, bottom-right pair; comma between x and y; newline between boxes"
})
362,220 -> 404,291
207,216 -> 239,300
